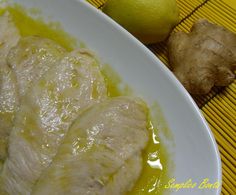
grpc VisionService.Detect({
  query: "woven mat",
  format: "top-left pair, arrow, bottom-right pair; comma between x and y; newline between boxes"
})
87,0 -> 236,194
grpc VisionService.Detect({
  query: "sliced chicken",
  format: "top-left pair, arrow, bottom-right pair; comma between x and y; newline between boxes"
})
0,49 -> 107,195
0,28 -> 66,164
0,12 -> 20,164
32,97 -> 149,195
0,66 -> 18,167
7,35 -> 66,96
0,12 -> 20,61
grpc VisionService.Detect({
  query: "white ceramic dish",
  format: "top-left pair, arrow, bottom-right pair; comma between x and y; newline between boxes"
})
7,0 -> 221,194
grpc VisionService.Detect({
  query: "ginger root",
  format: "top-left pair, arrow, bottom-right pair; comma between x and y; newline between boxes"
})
168,19 -> 236,94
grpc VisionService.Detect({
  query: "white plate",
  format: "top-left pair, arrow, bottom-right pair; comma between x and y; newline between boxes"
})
8,0 -> 222,194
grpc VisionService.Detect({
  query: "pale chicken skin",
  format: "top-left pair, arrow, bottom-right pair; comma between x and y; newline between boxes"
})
32,97 -> 149,195
0,12 -> 20,164
0,50 -> 107,195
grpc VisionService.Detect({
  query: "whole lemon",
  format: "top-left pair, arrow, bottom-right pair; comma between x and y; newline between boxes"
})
103,0 -> 179,44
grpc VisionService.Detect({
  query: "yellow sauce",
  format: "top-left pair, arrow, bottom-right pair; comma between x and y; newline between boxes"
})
128,105 -> 173,195
0,4 -> 76,51
101,64 -> 132,97
0,5 -> 172,194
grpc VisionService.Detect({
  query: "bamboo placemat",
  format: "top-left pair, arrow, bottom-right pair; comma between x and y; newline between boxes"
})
87,0 -> 236,194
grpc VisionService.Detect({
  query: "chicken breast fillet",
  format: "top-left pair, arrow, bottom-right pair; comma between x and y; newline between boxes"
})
32,97 -> 149,195
0,50 -> 107,195
0,18 -> 67,164
0,13 -> 19,60
0,12 -> 20,164
7,36 -> 66,96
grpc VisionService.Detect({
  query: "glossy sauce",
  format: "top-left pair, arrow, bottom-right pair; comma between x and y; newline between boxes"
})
0,5 -> 170,194
0,5 -> 76,51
